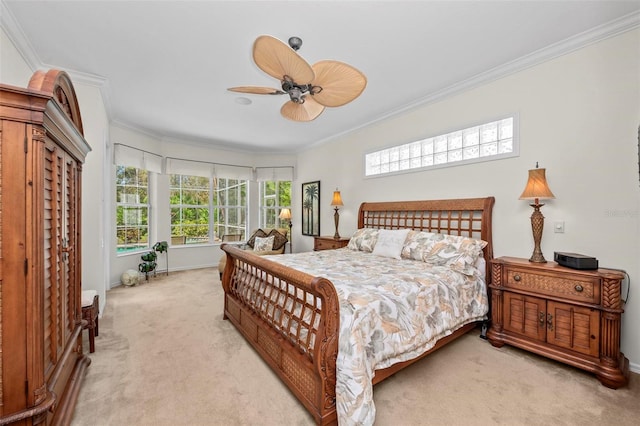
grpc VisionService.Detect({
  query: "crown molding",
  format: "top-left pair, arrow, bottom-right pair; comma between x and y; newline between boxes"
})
301,10 -> 640,154
1,2 -> 113,118
3,1 -> 638,155
0,1 -> 41,71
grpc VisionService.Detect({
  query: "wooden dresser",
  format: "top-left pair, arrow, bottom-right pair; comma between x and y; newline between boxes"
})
0,70 -> 92,424
487,256 -> 629,389
313,236 -> 350,251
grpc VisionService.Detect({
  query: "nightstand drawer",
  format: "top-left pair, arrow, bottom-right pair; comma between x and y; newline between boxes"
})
314,236 -> 350,251
504,267 -> 599,303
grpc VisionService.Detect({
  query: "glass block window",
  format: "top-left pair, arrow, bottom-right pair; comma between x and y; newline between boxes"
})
365,116 -> 517,177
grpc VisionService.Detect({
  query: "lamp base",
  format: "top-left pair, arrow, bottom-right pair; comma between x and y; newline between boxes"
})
333,207 -> 340,239
529,252 -> 547,263
529,203 -> 547,263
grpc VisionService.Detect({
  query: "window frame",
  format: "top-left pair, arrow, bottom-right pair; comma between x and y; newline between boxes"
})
213,177 -> 248,242
115,165 -> 150,254
259,180 -> 292,230
169,174 -> 212,246
364,114 -> 519,178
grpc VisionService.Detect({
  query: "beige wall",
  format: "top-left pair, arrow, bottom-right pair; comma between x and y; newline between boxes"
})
0,27 -> 32,87
2,24 -> 638,370
295,29 -> 640,370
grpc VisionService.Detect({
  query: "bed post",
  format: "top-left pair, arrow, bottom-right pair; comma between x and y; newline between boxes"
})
311,277 -> 339,425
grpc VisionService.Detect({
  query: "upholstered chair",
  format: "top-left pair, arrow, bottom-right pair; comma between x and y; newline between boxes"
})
218,228 -> 289,279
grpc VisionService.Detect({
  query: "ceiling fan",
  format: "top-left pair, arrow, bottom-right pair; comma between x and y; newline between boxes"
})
228,35 -> 367,122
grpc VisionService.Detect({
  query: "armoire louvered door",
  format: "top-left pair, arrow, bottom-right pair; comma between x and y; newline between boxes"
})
43,140 -> 81,388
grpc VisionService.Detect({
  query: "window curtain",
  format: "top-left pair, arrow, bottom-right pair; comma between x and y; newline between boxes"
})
165,158 -> 213,178
113,144 -> 163,174
255,166 -> 294,181
114,146 -> 291,181
166,158 -> 253,180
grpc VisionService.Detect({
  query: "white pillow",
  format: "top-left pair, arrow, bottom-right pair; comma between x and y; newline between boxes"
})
253,235 -> 274,251
372,229 -> 411,259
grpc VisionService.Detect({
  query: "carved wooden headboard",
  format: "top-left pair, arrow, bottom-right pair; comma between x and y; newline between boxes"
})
357,196 -> 495,280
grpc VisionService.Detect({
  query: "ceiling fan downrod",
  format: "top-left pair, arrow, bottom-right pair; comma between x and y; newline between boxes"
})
288,36 -> 303,51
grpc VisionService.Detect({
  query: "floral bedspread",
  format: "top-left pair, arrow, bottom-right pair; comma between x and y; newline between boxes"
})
266,248 -> 489,426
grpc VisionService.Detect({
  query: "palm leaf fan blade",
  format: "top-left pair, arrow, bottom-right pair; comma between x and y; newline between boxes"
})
311,60 -> 367,107
280,97 -> 325,122
253,35 -> 315,84
227,86 -> 284,95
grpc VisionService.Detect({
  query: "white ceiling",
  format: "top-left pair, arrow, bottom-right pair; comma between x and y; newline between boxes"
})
3,1 -> 639,153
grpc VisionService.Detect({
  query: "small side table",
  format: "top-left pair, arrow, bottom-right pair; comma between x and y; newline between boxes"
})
487,256 -> 629,388
81,290 -> 99,353
314,236 -> 350,251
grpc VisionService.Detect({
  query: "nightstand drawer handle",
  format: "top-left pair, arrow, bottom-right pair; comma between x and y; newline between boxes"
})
539,311 -> 545,326
513,274 -> 521,282
547,313 -> 554,331
574,285 -> 584,292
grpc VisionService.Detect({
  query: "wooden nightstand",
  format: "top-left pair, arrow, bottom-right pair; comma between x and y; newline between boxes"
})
313,236 -> 350,251
487,256 -> 629,389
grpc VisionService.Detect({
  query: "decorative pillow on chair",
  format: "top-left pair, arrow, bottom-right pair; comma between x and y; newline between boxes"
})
253,235 -> 275,252
372,229 -> 411,259
267,229 -> 288,251
247,229 -> 268,249
347,228 -> 380,252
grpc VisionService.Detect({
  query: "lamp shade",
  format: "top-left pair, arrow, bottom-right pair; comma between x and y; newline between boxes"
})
331,190 -> 343,206
519,168 -> 555,200
278,208 -> 292,220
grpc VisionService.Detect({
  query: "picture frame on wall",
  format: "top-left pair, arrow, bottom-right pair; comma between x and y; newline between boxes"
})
302,181 -> 320,236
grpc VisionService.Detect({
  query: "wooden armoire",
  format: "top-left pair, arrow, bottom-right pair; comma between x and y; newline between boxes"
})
0,69 -> 91,425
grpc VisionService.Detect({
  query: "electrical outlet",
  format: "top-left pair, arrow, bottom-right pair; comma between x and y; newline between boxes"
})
554,221 -> 565,233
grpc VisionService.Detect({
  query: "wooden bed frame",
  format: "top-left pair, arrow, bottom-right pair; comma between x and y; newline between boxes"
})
221,197 -> 495,425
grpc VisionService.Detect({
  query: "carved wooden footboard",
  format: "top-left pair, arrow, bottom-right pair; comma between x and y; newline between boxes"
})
220,197 -> 495,425
221,246 -> 340,425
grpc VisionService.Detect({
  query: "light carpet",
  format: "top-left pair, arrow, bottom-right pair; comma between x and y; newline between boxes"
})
72,268 -> 639,425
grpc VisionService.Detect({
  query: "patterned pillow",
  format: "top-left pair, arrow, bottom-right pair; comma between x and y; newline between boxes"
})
421,234 -> 488,275
246,229 -> 268,249
372,229 -> 410,259
267,229 -> 288,251
401,230 -> 437,261
347,228 -> 380,252
253,235 -> 275,252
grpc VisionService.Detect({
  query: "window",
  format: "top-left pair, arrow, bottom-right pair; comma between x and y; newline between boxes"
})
365,116 -> 517,177
259,180 -> 292,229
214,178 -> 247,241
170,175 -> 210,245
169,175 -> 248,245
116,166 -> 149,253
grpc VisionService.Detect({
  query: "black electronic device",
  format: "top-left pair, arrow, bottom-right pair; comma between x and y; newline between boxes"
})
554,252 -> 599,270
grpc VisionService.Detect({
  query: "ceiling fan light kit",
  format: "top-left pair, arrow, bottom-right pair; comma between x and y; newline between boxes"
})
228,35 -> 367,122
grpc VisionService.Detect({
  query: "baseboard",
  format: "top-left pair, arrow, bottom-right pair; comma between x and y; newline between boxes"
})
111,264 -> 216,288
629,361 -> 640,374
